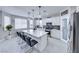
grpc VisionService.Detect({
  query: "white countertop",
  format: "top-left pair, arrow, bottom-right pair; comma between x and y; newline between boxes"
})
22,29 -> 47,38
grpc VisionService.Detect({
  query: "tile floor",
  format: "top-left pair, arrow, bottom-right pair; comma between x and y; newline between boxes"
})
32,37 -> 67,53
0,37 -> 67,53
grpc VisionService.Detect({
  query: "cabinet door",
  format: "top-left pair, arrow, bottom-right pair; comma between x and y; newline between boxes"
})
39,34 -> 47,51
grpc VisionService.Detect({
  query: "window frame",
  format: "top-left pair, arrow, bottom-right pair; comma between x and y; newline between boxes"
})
14,17 -> 28,29
3,16 -> 11,31
29,19 -> 34,29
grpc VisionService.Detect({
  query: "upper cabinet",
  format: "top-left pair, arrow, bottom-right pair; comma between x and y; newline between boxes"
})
42,16 -> 60,26
52,17 -> 60,25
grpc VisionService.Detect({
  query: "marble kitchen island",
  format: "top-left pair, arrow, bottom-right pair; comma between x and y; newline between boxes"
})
22,29 -> 48,52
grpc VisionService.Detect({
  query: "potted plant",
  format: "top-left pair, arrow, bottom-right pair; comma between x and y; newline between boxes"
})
6,25 -> 13,35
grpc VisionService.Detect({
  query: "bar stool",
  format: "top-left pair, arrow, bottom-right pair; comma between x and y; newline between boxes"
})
24,36 -> 38,52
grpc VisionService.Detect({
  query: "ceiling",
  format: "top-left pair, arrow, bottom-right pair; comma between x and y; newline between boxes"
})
0,6 -> 69,18
14,6 -> 69,18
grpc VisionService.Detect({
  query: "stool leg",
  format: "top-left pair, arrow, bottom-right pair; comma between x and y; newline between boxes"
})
32,47 -> 40,53
25,47 -> 33,53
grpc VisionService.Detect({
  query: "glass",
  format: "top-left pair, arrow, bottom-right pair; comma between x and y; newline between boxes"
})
4,16 -> 11,31
29,20 -> 33,28
15,18 -> 27,29
62,18 -> 68,40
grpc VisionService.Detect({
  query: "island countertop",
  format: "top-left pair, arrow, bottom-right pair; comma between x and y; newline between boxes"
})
22,29 -> 47,38
22,29 -> 48,51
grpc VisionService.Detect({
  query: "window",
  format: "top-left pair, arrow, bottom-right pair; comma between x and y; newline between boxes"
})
36,20 -> 40,25
4,16 -> 11,30
29,20 -> 33,28
40,20 -> 42,27
15,18 -> 27,29
36,20 -> 42,27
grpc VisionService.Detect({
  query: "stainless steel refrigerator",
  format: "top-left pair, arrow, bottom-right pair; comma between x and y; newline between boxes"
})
73,12 -> 79,53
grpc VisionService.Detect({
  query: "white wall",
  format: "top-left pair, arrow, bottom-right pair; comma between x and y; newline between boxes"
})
0,6 -> 28,17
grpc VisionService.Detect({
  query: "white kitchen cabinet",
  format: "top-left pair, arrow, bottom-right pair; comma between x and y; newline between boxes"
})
51,17 -> 60,25
51,29 -> 61,39
42,16 -> 60,26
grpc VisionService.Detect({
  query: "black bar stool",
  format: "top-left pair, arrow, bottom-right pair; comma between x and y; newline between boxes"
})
16,31 -> 38,52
